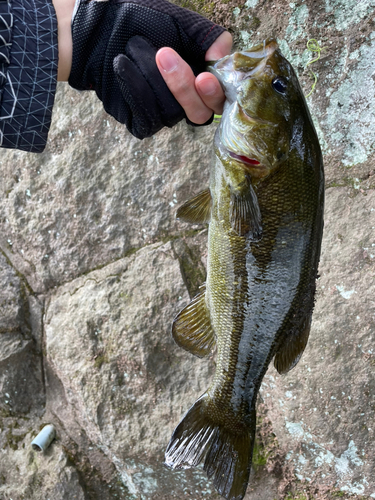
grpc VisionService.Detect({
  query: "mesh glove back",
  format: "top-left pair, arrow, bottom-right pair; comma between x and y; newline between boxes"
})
68,0 -> 226,139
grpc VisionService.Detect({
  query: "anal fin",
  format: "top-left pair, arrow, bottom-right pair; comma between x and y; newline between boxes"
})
230,179 -> 262,239
176,188 -> 212,224
274,315 -> 312,374
172,284 -> 215,358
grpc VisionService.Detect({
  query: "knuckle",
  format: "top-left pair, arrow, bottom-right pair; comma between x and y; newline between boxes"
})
172,76 -> 195,96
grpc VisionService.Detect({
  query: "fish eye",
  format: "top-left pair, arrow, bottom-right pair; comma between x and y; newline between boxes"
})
272,77 -> 287,94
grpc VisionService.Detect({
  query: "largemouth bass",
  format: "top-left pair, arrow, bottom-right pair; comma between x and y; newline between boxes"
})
165,39 -> 324,500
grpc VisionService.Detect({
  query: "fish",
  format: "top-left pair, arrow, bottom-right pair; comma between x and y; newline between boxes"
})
164,39 -> 324,500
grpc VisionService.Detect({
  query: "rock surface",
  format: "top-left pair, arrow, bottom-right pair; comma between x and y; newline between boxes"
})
1,1 -> 375,499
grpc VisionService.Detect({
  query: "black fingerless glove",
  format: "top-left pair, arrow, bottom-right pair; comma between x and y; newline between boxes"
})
68,0 -> 226,139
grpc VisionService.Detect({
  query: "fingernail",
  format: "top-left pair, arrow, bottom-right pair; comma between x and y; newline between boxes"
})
158,50 -> 179,73
198,79 -> 217,96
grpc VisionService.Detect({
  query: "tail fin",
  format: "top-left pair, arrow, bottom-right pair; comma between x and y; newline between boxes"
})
165,395 -> 255,500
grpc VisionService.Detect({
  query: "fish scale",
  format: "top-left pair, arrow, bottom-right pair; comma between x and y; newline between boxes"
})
165,39 -> 324,500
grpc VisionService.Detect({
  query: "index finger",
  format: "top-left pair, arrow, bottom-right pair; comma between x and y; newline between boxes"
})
205,31 -> 233,61
195,32 -> 233,114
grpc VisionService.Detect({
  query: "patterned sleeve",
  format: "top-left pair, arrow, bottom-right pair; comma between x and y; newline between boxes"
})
0,0 -> 58,153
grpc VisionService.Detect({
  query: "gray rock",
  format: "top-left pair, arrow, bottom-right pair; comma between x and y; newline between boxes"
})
0,84 -> 212,294
0,433 -> 86,500
0,253 -> 44,416
1,1 -> 375,499
44,241 -> 217,498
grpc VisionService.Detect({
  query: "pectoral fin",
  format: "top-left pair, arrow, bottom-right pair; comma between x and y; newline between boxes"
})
172,285 -> 215,358
176,189 -> 212,224
230,181 -> 262,239
274,316 -> 312,374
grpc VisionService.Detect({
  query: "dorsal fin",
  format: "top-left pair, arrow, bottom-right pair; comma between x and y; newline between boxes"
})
176,189 -> 212,224
172,284 -> 215,358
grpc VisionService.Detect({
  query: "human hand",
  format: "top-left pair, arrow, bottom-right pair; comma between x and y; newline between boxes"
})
156,31 -> 233,125
69,0 -> 230,138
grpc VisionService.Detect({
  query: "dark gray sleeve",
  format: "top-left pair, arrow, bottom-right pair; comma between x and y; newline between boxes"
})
0,0 -> 58,153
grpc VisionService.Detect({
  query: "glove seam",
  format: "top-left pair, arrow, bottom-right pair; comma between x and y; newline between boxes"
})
200,24 -> 217,49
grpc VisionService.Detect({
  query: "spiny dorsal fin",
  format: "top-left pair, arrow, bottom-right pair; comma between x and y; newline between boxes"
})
172,284 -> 215,358
176,188 -> 212,224
230,180 -> 262,239
274,316 -> 312,374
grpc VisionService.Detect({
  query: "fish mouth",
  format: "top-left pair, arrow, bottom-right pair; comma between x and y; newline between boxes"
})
208,39 -> 279,91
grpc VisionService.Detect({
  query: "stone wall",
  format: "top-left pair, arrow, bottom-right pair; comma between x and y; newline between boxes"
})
0,1 -> 374,499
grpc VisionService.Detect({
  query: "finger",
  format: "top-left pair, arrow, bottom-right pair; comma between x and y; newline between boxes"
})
198,32 -> 232,114
156,47 -> 213,124
205,31 -> 233,61
195,72 -> 225,115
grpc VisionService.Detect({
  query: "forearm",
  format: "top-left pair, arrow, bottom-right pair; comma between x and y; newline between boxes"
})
52,0 -> 75,81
